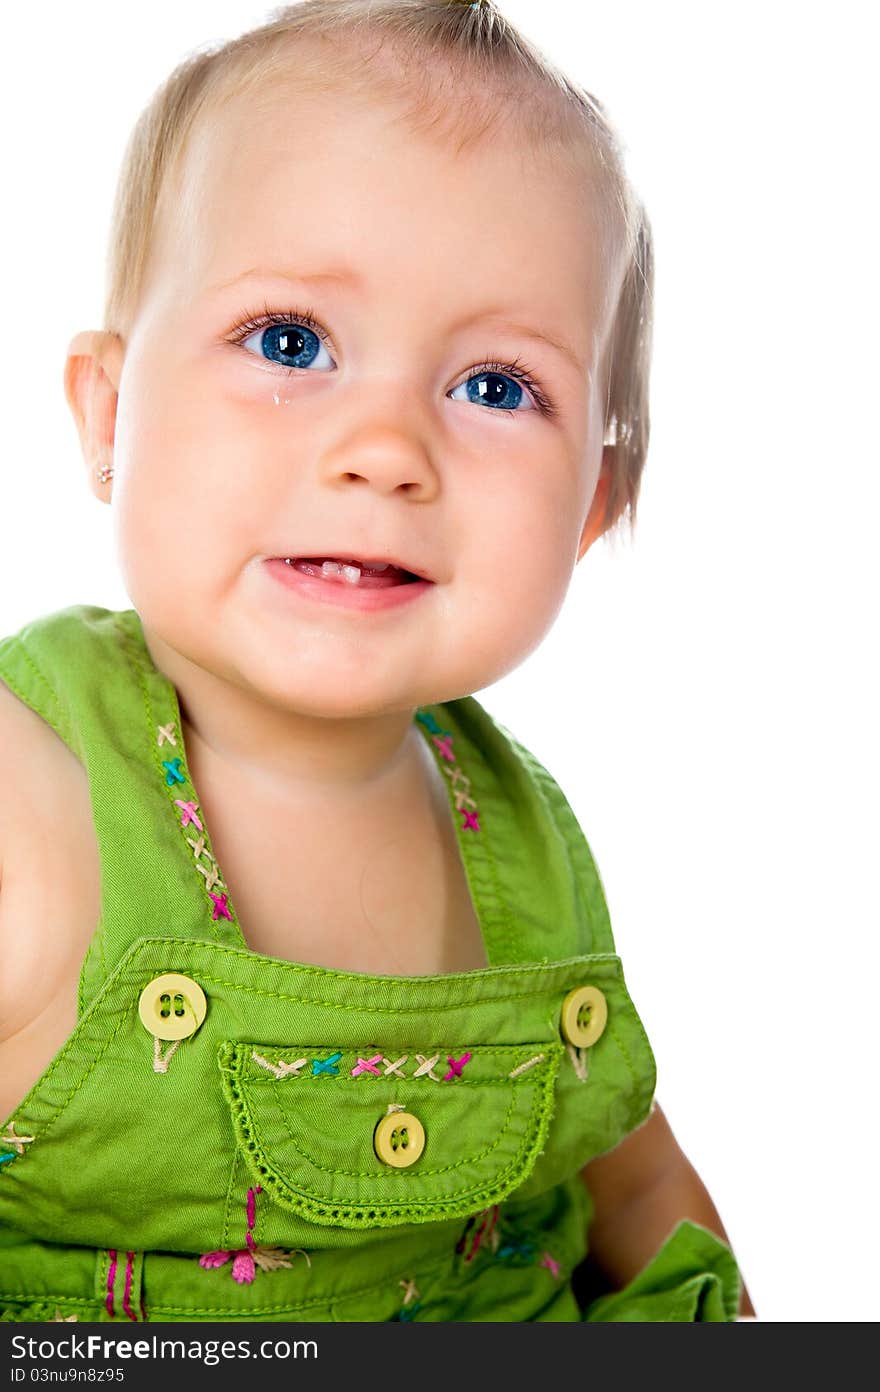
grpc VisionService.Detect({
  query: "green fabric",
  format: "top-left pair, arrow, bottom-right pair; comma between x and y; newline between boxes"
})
0,606 -> 740,1322
584,1220 -> 742,1322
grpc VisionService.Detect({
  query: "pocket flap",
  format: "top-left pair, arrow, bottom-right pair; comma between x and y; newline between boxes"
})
218,1039 -> 563,1228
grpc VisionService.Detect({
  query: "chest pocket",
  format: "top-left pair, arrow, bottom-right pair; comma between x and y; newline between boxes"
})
218,1039 -> 563,1228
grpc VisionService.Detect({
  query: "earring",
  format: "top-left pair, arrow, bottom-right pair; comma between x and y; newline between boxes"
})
98,465 -> 115,484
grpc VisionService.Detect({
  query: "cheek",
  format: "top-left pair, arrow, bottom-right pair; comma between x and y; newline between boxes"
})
112,351 -> 264,568
439,557 -> 571,695
453,485 -> 577,668
466,449 -> 585,574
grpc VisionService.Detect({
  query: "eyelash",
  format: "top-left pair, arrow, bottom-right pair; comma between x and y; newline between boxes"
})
225,302 -> 557,417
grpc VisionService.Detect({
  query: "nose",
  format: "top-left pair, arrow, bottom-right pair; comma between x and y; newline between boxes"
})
317,417 -> 441,501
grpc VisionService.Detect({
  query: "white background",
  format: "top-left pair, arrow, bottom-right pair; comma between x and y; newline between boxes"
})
1,2 -> 877,1321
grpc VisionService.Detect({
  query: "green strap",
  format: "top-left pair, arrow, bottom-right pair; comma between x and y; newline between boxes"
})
0,606 -> 616,1005
0,607 -> 245,1013
422,697 -> 615,963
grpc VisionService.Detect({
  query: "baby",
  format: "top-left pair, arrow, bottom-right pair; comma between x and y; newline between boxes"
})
0,0 -> 753,1322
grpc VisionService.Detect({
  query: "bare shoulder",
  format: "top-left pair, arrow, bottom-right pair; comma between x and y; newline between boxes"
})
0,668 -> 100,900
0,674 -> 100,1054
0,676 -> 35,867
0,674 -> 66,861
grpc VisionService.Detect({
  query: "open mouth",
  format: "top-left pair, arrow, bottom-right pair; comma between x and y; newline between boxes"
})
280,557 -> 422,588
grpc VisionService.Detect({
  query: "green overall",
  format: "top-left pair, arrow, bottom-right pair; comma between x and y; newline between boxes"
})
0,606 -> 740,1322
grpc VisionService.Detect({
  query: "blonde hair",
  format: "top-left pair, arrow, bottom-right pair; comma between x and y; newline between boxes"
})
103,0 -> 653,537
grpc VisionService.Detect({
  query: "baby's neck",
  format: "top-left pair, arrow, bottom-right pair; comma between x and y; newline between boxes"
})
143,624 -> 420,802
180,708 -> 425,812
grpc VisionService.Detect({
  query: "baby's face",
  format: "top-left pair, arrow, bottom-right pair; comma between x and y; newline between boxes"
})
107,83 -> 615,715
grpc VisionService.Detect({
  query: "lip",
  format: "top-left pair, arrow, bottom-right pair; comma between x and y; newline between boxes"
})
271,553 -> 434,583
264,557 -> 434,612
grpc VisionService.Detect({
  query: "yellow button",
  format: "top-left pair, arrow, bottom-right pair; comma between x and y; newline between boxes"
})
138,974 -> 207,1041
373,1111 -> 425,1168
560,985 -> 608,1048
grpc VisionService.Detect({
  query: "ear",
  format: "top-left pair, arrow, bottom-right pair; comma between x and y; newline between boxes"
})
576,445 -> 615,562
63,330 -> 126,501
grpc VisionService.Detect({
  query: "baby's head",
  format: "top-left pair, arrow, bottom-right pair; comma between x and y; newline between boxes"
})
65,0 -> 653,717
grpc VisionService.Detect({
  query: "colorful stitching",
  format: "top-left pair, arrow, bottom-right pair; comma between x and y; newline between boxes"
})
455,1217 -> 475,1254
105,1251 -> 117,1317
25,966 -> 572,1197
541,1252 -> 561,1279
128,645 -> 235,940
197,862 -> 224,892
566,1042 -> 590,1081
3,1244 -> 455,1320
415,710 -> 481,833
249,1049 -> 486,1082
443,767 -> 480,828
122,1252 -> 138,1322
448,775 -> 479,822
458,1204 -> 499,1263
245,1185 -> 259,1243
161,758 -> 186,786
446,766 -> 470,791
496,1239 -> 535,1262
252,1052 -> 307,1079
174,799 -> 203,830
415,710 -> 443,735
413,1053 -> 441,1080
199,1185 -> 300,1284
396,1300 -> 422,1321
311,1052 -> 342,1077
444,1051 -> 472,1081
245,1047 -> 565,1085
152,1037 -> 181,1074
508,1053 -> 545,1078
434,734 -> 454,761
399,1276 -> 420,1305
350,1053 -> 383,1077
0,1123 -> 35,1156
382,1055 -> 408,1077
185,832 -> 226,893
208,891 -> 234,922
394,1275 -> 422,1320
21,949 -> 600,1212
122,650 -> 232,940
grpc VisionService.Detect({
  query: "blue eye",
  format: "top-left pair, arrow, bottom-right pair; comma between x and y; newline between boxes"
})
229,309 -> 552,414
450,370 -> 534,412
240,320 -> 334,372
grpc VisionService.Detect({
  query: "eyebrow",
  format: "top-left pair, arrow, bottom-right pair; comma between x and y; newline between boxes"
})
211,266 -> 362,292
212,268 -> 586,375
453,310 -> 586,376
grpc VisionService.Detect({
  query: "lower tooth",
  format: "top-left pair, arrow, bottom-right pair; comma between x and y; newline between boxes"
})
341,565 -> 361,584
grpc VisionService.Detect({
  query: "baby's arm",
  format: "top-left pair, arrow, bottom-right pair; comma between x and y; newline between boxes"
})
578,1102 -> 756,1317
